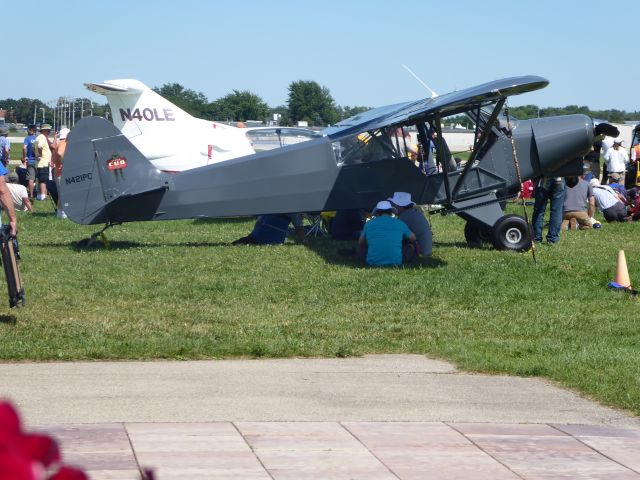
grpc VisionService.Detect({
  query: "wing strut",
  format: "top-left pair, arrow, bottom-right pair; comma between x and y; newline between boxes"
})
451,98 -> 505,198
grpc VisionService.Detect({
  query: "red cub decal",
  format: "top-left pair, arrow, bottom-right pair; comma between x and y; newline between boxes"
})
107,154 -> 128,171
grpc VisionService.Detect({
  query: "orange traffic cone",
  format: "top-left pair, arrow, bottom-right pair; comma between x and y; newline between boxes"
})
614,250 -> 632,288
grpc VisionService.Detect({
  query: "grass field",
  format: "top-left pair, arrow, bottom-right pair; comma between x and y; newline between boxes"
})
0,199 -> 639,417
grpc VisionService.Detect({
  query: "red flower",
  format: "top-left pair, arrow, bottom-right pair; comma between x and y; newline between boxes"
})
0,401 -> 88,480
19,434 -> 61,467
0,401 -> 21,437
49,466 -> 89,480
0,449 -> 39,480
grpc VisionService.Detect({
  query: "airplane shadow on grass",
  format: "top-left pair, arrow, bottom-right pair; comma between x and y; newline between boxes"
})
305,237 -> 447,269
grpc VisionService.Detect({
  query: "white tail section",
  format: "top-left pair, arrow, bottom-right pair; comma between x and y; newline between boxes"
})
85,79 -> 194,139
85,79 -> 255,172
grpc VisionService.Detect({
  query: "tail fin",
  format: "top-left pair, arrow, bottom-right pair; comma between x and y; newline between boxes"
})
85,79 -> 194,140
60,116 -> 170,225
85,79 -> 255,171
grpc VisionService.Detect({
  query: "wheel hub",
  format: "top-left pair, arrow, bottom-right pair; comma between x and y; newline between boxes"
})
505,227 -> 523,244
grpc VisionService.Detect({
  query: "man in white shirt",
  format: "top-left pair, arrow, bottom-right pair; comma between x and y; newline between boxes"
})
603,139 -> 629,185
6,172 -> 32,212
589,178 -> 628,222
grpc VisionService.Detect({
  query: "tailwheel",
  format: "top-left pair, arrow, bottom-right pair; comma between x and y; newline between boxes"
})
491,214 -> 532,251
464,221 -> 493,248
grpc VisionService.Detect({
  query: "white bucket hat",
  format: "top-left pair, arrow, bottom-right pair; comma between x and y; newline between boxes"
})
387,191 -> 414,207
372,200 -> 394,215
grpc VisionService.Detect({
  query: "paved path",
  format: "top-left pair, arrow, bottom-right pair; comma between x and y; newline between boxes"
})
1,355 -> 639,479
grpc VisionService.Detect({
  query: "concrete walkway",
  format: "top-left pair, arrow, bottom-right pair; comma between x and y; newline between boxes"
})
1,355 -> 639,479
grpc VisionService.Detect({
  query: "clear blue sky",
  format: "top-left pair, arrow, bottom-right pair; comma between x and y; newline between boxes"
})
5,0 -> 639,112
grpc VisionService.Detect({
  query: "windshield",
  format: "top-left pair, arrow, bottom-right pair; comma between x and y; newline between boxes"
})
245,128 -> 319,152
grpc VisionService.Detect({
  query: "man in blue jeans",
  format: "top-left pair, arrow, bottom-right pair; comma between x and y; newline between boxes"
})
532,176 -> 566,244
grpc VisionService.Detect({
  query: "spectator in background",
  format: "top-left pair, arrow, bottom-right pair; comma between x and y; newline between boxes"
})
232,213 -> 305,245
607,172 -> 628,203
5,172 -> 32,213
22,125 -> 38,199
532,176 -> 566,244
34,124 -> 53,200
590,178 -> 630,222
600,135 -> 615,184
388,191 -> 432,257
561,176 -> 594,230
0,127 -> 10,167
584,139 -> 602,181
631,141 -> 640,163
358,200 -> 416,266
51,127 -> 70,218
603,139 -> 628,186
0,158 -> 18,237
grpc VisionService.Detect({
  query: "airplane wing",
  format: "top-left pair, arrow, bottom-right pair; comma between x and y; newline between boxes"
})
322,75 -> 548,139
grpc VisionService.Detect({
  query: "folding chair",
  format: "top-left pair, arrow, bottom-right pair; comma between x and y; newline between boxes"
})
304,213 -> 329,237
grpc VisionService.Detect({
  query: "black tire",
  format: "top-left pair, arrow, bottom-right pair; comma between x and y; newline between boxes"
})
464,221 -> 492,247
491,215 -> 532,251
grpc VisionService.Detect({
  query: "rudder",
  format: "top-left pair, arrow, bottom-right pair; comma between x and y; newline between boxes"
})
60,117 -> 170,225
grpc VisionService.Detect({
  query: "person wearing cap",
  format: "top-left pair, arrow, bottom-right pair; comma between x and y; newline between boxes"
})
358,200 -> 416,266
388,191 -> 432,257
603,139 -> 628,186
0,127 -> 10,167
5,172 -> 32,213
22,125 -> 38,199
589,178 -> 629,222
51,127 -> 70,218
34,124 -> 53,200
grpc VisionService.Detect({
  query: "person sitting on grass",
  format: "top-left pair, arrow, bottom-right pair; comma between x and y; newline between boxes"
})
387,191 -> 432,257
5,172 -> 33,213
358,200 -> 416,266
232,213 -> 305,245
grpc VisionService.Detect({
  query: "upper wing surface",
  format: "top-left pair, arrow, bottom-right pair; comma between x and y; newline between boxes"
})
323,75 -> 548,139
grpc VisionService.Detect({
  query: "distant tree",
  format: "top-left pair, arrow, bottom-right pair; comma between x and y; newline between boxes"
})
336,105 -> 370,121
153,83 -> 209,118
208,90 -> 269,122
287,80 -> 339,126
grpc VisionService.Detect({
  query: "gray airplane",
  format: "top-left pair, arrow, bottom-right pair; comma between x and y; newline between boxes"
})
61,75 -> 611,250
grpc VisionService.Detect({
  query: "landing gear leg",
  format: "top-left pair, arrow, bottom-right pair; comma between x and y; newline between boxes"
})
77,222 -> 122,248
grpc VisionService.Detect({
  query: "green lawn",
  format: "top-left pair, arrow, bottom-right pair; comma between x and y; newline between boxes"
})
0,200 -> 639,417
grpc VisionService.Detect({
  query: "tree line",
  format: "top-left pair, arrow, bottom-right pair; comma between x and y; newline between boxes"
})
152,80 -> 369,126
449,105 -> 640,130
2,82 -> 639,128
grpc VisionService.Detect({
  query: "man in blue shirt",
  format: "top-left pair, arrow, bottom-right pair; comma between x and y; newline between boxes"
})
359,201 -> 416,266
22,125 -> 37,199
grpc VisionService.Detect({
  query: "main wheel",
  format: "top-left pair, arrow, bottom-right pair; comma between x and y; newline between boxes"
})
464,221 -> 493,247
491,215 -> 532,251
